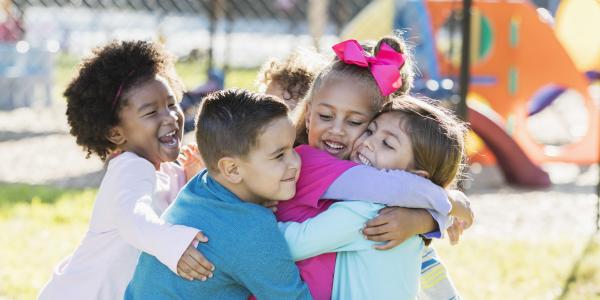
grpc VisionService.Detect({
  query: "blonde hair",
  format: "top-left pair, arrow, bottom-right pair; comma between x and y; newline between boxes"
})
379,96 -> 468,188
293,35 -> 415,145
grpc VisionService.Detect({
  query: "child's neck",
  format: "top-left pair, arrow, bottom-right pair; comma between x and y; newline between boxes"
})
211,173 -> 266,205
117,148 -> 161,170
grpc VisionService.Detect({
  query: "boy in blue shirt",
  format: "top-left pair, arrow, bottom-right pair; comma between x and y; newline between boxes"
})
126,89 -> 312,299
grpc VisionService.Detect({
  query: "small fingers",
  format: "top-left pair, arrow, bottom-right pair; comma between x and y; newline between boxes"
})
194,231 -> 209,243
373,239 -> 402,251
365,215 -> 390,228
378,206 -> 396,215
187,249 -> 215,274
180,258 -> 208,281
447,224 -> 461,245
362,223 -> 392,237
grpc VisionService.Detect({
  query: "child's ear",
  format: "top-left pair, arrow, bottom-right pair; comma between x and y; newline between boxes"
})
106,127 -> 126,145
217,157 -> 242,184
409,169 -> 430,179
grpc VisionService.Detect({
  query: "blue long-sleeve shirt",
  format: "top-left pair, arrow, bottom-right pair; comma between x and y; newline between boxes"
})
125,169 -> 312,300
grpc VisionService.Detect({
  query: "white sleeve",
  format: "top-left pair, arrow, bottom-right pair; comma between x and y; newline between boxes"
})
111,156 -> 199,274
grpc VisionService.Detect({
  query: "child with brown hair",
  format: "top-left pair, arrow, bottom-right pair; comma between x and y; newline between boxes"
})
125,89 -> 311,299
280,95 -> 471,299
257,48 -> 328,111
269,35 -> 466,300
271,35 -> 470,299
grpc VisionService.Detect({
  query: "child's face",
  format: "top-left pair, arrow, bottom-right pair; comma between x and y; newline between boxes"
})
237,116 -> 301,203
116,75 -> 184,168
265,81 -> 297,111
306,82 -> 376,159
350,112 -> 414,170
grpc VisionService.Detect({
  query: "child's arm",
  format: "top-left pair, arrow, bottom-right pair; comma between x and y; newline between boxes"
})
113,157 -> 213,279
321,165 -> 452,241
363,190 -> 474,250
278,201 -> 379,260
322,165 -> 451,213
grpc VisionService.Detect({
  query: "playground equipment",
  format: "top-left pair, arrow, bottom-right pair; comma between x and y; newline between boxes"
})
342,0 -> 599,187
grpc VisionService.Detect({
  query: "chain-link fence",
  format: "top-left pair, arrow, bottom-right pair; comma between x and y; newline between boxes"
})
7,0 -> 373,68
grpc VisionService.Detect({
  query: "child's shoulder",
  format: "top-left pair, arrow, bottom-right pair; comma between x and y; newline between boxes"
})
105,152 -> 156,179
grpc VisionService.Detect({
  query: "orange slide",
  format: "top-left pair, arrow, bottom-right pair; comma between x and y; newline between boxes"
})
425,0 -> 599,165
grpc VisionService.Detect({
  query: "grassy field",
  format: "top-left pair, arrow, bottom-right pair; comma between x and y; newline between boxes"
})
1,183 -> 598,299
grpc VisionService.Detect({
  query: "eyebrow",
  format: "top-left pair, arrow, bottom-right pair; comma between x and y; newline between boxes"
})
318,103 -> 368,117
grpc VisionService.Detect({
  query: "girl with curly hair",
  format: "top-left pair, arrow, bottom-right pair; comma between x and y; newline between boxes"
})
38,40 -> 214,300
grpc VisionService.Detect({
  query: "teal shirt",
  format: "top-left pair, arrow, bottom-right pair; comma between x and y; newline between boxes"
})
126,169 -> 312,300
279,201 -> 423,300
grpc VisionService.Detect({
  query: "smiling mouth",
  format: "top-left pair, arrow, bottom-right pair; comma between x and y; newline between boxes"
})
357,152 -> 373,166
158,129 -> 180,148
323,140 -> 346,154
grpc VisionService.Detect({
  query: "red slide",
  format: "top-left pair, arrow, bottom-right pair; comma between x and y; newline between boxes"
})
468,104 -> 551,188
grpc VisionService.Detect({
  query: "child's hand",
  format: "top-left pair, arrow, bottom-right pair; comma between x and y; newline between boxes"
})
177,143 -> 205,182
262,200 -> 279,213
177,232 -> 215,281
447,218 -> 467,245
363,207 -> 434,250
447,190 -> 474,230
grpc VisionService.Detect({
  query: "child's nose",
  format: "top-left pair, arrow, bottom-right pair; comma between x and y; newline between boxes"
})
162,110 -> 179,125
363,137 -> 375,152
329,119 -> 344,135
288,151 -> 301,171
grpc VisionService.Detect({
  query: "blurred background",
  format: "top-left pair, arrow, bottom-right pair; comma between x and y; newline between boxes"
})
0,0 -> 599,299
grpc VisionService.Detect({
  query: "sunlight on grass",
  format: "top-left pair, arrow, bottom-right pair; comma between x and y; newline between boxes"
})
1,183 -> 596,299
561,235 -> 600,299
0,185 -> 95,300
435,238 -> 585,299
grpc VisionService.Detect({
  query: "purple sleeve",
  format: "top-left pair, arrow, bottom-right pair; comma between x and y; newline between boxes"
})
321,165 -> 451,238
422,209 -> 449,239
322,165 -> 451,213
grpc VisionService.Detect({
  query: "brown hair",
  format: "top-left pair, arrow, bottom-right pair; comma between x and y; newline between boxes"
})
379,96 -> 468,188
65,40 -> 183,160
195,89 -> 289,173
293,35 -> 415,145
256,49 -> 328,108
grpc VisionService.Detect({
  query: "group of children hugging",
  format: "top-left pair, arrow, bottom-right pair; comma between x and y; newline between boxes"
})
38,33 -> 475,300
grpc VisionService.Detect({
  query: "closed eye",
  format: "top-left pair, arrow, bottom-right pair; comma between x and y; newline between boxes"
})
318,114 -> 332,121
383,140 -> 394,149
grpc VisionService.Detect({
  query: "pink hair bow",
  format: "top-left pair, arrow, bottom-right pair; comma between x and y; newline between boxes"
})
332,39 -> 406,96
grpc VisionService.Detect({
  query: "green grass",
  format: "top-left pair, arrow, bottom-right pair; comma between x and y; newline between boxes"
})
0,184 -> 95,300
1,183 -> 599,299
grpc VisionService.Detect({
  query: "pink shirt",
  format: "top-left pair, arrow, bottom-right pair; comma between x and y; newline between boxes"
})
276,145 -> 357,300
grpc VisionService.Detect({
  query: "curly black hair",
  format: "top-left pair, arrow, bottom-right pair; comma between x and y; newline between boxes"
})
65,40 -> 184,160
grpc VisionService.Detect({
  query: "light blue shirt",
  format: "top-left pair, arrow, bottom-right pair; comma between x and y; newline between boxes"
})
279,201 -> 424,300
